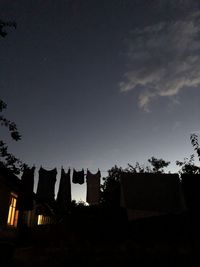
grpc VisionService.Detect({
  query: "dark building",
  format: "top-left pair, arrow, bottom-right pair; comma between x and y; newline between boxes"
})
0,166 -> 20,229
0,166 -> 55,231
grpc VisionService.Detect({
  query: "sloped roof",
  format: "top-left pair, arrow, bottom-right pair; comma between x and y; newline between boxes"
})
0,166 -> 21,191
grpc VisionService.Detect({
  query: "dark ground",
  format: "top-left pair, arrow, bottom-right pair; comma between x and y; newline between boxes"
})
0,209 -> 199,267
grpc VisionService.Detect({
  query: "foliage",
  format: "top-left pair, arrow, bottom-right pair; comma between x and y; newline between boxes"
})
125,157 -> 170,174
0,18 -> 22,174
0,19 -> 16,38
125,162 -> 151,173
147,156 -> 170,173
100,165 -> 123,206
0,99 -> 22,174
175,134 -> 200,174
190,133 -> 200,161
0,100 -> 21,140
176,154 -> 200,174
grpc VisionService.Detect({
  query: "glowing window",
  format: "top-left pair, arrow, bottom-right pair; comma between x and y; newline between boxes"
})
37,214 -> 43,225
37,215 -> 51,225
38,215 -> 45,225
7,193 -> 19,227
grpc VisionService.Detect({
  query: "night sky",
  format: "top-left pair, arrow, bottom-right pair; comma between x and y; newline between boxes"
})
1,0 -> 200,202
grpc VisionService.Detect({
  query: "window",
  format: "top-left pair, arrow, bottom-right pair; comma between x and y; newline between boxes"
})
37,215 -> 51,225
7,193 -> 19,227
37,214 -> 44,225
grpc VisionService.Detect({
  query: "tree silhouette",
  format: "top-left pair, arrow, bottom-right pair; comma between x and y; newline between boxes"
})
100,165 -> 122,206
147,156 -> 170,173
190,133 -> 200,161
0,19 -> 22,173
126,157 -> 170,174
174,134 -> 200,174
0,99 -> 22,174
125,162 -> 151,173
176,154 -> 200,174
0,19 -> 16,38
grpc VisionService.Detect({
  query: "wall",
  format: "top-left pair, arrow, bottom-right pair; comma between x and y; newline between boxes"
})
0,176 -> 11,228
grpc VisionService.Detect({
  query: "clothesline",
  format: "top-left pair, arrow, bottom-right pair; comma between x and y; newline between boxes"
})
31,165 -> 109,173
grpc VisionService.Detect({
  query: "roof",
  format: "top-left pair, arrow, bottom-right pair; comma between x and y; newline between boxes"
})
0,166 -> 21,191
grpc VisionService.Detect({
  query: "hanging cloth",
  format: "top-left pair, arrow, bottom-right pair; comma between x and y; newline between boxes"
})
37,167 -> 57,205
72,168 -> 84,184
56,168 -> 71,213
120,172 -> 185,213
17,166 -> 35,211
86,169 -> 101,205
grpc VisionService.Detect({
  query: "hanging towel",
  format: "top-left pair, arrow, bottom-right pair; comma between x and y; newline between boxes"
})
181,174 -> 200,212
17,166 -> 35,210
120,172 -> 185,213
37,167 -> 57,205
56,168 -> 71,213
72,168 -> 84,184
86,169 -> 101,205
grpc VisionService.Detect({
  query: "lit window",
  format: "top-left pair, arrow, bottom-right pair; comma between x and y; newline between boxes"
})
7,193 -> 19,227
37,214 -> 44,225
37,215 -> 51,225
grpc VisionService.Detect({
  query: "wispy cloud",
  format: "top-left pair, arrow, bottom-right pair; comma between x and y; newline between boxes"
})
120,11 -> 200,111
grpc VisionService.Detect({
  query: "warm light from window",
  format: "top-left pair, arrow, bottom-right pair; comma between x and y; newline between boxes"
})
37,214 -> 51,225
7,193 -> 19,227
37,214 -> 43,225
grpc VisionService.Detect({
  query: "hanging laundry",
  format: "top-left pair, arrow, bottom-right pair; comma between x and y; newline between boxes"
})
181,174 -> 200,212
56,168 -> 71,213
37,167 -> 57,205
17,166 -> 35,211
120,173 -> 185,214
72,168 -> 84,184
86,169 -> 101,205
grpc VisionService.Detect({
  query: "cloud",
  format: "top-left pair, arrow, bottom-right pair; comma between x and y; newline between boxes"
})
120,11 -> 200,111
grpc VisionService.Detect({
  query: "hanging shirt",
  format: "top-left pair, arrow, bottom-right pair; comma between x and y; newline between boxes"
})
37,167 -> 57,205
17,166 -> 35,211
86,169 -> 101,205
56,168 -> 71,213
72,168 -> 84,184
